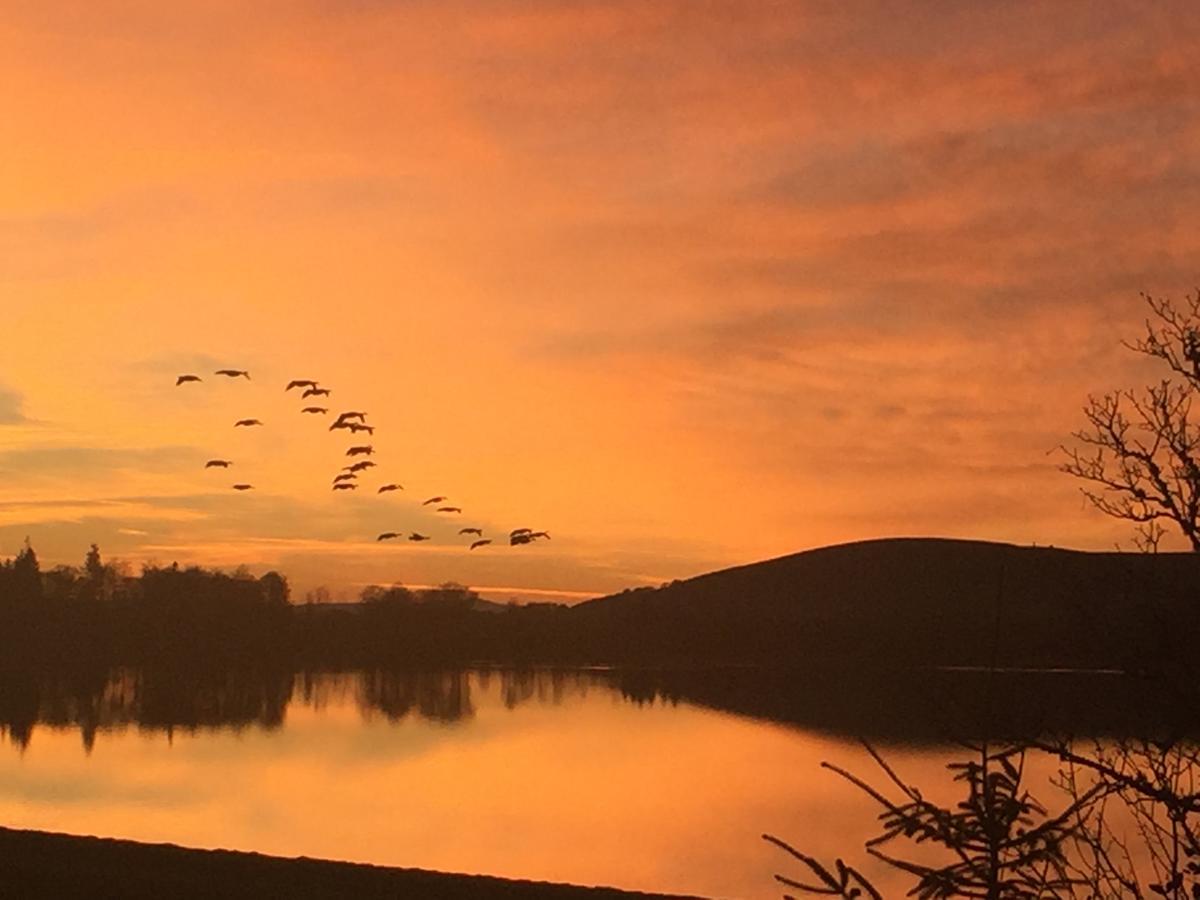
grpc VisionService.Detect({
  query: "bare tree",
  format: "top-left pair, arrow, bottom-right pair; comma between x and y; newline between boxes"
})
1061,291 -> 1200,551
1041,737 -> 1200,900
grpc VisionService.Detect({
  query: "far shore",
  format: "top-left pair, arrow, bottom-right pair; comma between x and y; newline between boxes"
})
0,827 -> 704,900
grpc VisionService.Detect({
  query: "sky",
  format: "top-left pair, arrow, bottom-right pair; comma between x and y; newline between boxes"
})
1,0 -> 1199,601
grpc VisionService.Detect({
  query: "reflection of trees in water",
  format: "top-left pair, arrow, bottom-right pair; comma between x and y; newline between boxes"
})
495,668 -> 598,711
0,666 -> 293,752
5,663 -> 1193,754
356,670 -> 474,724
349,668 -> 605,724
133,667 -> 292,734
0,666 -> 619,749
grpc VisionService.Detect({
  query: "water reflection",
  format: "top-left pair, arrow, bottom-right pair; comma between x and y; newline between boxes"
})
2,667 -> 846,899
0,666 -> 294,752
0,665 -> 1195,899
0,664 -> 1190,752
1,667 -> 625,752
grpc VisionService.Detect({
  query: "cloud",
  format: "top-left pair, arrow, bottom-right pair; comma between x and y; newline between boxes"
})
0,0 -> 1197,590
0,445 -> 199,477
0,385 -> 29,425
0,188 -> 199,283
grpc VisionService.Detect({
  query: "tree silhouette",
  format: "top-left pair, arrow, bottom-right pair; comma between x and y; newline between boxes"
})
765,742 -> 1096,900
1062,291 -> 1200,551
85,543 -> 103,582
259,571 -> 290,607
12,537 -> 42,603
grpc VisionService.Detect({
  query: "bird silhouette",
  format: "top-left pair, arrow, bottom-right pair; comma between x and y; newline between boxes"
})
470,539 -> 492,550
301,407 -> 328,415
377,484 -> 403,493
422,496 -> 447,506
346,445 -> 374,457
302,387 -> 331,398
176,374 -> 202,386
286,380 -> 318,391
510,533 -> 533,545
204,459 -> 233,468
510,528 -> 533,538
333,473 -> 357,483
328,421 -> 351,431
348,423 -> 374,434
232,483 -> 254,491
408,533 -> 431,542
459,527 -> 483,536
215,369 -> 250,379
345,461 -> 376,472
377,532 -> 400,541
332,483 -> 358,491
334,412 -> 367,424
436,506 -> 462,514
234,419 -> 263,427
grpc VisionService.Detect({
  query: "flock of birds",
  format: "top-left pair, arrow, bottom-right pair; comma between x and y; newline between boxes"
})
175,370 -> 551,550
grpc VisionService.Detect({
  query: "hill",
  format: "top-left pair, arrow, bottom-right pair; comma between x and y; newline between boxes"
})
568,538 -> 1200,670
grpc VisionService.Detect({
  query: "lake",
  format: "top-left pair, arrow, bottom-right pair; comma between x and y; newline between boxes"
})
0,667 -> 1122,898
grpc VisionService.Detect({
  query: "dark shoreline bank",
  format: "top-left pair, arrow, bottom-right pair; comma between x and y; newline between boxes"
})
0,826 -> 704,899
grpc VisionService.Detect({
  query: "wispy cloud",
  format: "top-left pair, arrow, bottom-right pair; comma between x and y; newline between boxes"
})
0,385 -> 30,425
1,0 -> 1198,588
0,445 -> 199,477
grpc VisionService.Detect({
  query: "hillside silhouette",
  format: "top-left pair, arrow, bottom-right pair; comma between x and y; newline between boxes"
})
4,537 -> 1200,672
2,537 -> 1200,743
571,537 -> 1200,671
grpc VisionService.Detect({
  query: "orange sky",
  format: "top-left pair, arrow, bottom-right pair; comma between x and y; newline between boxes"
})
2,1 -> 1199,600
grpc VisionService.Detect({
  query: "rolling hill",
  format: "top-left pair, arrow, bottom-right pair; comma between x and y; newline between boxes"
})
568,538 -> 1200,670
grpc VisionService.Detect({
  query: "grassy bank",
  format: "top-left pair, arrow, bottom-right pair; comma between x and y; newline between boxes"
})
0,827 -> 703,900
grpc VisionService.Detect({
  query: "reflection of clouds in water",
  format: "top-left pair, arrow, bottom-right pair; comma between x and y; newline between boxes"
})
0,668 -> 1150,898
0,668 -> 898,898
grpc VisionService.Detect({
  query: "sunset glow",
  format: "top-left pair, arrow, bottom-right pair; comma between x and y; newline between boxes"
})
3,2 -> 1199,598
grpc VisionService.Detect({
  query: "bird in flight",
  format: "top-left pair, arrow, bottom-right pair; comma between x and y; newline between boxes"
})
333,473 -> 357,484
437,506 -> 462,514
470,539 -> 492,550
510,533 -> 533,545
216,369 -> 250,379
205,459 -> 233,468
345,461 -> 376,472
422,496 -> 447,506
377,484 -> 403,493
335,412 -> 367,424
232,483 -> 254,491
408,533 -> 431,542
377,532 -> 401,541
346,445 -> 374,457
332,483 -> 358,491
328,421 -> 351,431
176,374 -> 202,386
286,380 -> 319,392
510,528 -> 533,538
234,419 -> 263,427
302,387 -> 331,398
301,407 -> 328,415
459,527 -> 483,536
348,423 -> 374,434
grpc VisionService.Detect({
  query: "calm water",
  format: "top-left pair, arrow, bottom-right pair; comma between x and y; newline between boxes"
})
0,668 -> 1069,898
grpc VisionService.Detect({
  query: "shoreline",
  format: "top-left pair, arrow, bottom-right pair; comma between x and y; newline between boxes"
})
0,826 -> 705,899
